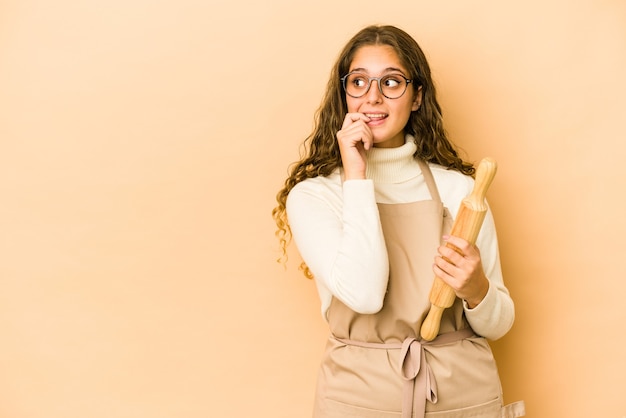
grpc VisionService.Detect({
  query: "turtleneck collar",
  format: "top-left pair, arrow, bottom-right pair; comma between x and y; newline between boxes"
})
365,135 -> 421,183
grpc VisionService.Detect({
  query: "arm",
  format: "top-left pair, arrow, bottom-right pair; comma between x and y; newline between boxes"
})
286,178 -> 389,314
464,208 -> 515,340
434,205 -> 514,340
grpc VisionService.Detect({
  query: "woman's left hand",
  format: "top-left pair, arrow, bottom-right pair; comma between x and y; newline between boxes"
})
433,235 -> 489,308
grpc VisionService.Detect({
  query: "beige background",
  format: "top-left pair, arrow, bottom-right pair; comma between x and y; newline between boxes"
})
1,0 -> 625,417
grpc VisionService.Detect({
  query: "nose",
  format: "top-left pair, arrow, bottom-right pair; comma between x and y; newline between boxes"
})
365,78 -> 383,103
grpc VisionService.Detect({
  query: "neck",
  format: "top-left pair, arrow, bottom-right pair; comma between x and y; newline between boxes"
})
366,135 -> 420,183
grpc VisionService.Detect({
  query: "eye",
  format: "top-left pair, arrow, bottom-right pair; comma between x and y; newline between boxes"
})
351,75 -> 368,88
382,75 -> 404,89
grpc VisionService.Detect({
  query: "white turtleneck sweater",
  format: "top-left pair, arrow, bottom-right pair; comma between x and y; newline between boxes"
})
286,136 -> 514,340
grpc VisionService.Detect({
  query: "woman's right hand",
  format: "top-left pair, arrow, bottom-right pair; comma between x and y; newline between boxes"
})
336,113 -> 372,180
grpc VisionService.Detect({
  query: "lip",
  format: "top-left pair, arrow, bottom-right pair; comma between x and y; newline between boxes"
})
363,112 -> 388,126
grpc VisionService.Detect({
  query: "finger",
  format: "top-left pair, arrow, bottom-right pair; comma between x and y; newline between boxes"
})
434,253 -> 459,276
341,112 -> 370,129
432,259 -> 461,289
361,127 -> 373,150
337,125 -> 370,148
338,121 -> 373,150
441,235 -> 473,255
437,244 -> 464,266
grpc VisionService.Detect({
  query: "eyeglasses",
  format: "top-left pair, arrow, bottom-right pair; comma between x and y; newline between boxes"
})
341,72 -> 414,99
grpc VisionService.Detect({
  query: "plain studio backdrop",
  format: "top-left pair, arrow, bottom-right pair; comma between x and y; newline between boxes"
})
1,1 -> 625,417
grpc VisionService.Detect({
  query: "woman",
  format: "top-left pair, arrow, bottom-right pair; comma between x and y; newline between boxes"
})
272,25 -> 525,418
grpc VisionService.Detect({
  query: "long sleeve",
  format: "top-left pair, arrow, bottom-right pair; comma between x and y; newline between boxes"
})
461,205 -> 515,340
286,174 -> 389,317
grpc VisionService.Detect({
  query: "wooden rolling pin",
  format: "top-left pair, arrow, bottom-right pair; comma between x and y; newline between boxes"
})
420,157 -> 497,341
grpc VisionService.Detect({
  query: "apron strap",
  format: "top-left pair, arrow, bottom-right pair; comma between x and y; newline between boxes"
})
333,328 -> 477,418
416,159 -> 442,204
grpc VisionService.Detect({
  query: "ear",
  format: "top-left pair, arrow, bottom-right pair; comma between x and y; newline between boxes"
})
411,85 -> 423,111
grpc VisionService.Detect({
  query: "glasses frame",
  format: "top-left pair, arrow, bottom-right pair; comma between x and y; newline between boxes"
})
340,71 -> 414,99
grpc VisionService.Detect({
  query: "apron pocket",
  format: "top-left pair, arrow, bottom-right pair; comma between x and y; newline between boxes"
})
425,398 -> 501,418
315,397 -> 401,418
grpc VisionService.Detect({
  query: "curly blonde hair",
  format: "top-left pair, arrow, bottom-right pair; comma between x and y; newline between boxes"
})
272,25 -> 474,278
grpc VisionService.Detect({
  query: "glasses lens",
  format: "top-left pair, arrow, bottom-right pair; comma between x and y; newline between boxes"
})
380,74 -> 408,99
344,73 -> 370,98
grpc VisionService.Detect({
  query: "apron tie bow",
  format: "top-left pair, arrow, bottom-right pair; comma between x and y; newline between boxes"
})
333,328 -> 476,418
399,337 -> 437,418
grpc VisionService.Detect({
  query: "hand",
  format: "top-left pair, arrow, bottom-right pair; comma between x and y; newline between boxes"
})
336,113 -> 373,180
433,235 -> 489,308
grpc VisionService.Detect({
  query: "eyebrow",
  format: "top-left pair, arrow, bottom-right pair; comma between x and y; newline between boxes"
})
350,66 -> 407,75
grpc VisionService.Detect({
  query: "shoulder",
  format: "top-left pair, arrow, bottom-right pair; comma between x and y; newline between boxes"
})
289,170 -> 342,197
428,164 -> 474,214
286,170 -> 343,212
287,170 -> 377,217
429,163 -> 474,194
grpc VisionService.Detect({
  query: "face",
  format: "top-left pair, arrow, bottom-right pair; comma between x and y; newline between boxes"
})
345,45 -> 422,148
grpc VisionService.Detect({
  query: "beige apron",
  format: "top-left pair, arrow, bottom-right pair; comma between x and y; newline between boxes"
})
313,160 -> 525,418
